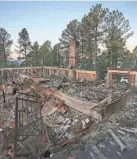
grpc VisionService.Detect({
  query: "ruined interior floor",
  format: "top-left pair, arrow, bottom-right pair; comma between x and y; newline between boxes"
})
54,96 -> 137,159
0,75 -> 137,159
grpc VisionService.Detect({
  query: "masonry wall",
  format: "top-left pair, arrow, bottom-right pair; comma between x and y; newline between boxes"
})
0,67 -> 97,82
129,71 -> 137,87
107,69 -> 137,87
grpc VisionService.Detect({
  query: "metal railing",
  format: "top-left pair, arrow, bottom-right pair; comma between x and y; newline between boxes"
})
13,93 -> 43,158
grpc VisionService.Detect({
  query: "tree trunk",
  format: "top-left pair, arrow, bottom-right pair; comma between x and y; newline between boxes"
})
57,44 -> 60,67
88,36 -> 93,70
3,40 -> 7,68
94,26 -> 98,71
36,51 -> 38,66
110,48 -> 113,67
25,46 -> 27,67
114,57 -> 118,68
3,51 -> 7,68
81,40 -> 84,69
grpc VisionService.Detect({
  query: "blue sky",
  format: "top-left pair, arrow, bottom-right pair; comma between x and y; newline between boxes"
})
0,1 -> 137,58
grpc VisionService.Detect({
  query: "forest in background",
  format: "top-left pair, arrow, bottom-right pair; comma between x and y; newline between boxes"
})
1,4 -> 137,79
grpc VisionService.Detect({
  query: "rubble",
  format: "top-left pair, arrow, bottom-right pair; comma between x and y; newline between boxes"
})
108,129 -> 126,151
40,76 -> 128,103
47,93 -> 137,158
0,71 -> 135,159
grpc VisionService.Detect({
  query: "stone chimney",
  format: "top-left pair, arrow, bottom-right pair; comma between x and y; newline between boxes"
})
69,39 -> 77,68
